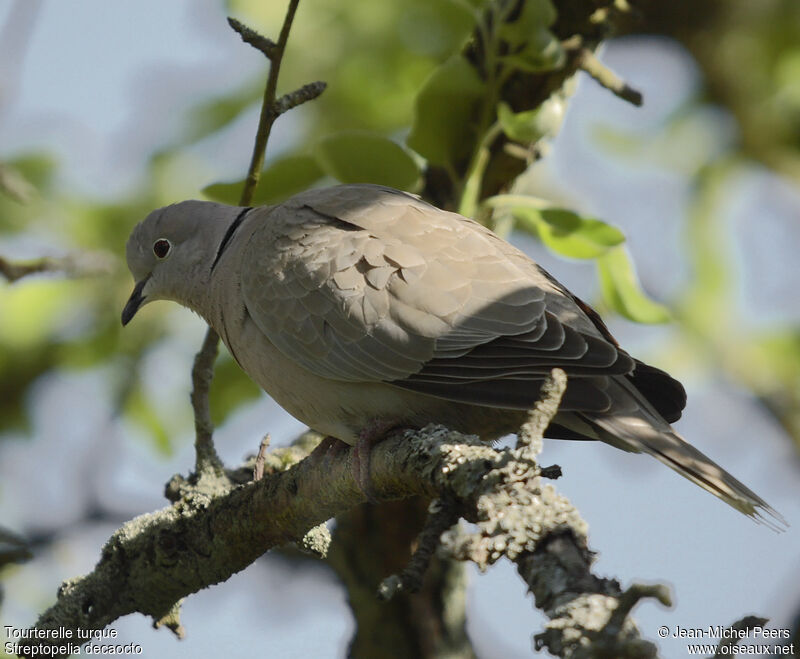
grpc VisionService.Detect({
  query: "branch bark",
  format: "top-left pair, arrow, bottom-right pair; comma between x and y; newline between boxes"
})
22,372 -> 666,659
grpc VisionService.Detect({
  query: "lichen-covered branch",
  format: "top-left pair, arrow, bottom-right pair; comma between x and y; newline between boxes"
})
24,372 -> 666,659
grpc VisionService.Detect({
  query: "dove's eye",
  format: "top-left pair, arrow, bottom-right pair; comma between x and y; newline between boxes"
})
153,239 -> 172,259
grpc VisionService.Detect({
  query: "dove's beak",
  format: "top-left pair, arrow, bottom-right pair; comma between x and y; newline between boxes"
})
121,275 -> 150,326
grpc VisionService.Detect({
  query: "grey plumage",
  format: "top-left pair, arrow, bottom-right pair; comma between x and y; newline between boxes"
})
123,183 -> 784,528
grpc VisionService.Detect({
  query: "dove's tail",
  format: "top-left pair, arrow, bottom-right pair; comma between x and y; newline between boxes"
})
583,379 -> 787,531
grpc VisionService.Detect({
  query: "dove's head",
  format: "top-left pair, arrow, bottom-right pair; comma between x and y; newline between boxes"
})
122,200 -> 247,325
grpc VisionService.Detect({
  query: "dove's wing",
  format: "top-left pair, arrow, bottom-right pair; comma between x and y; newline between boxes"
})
239,184 -> 637,412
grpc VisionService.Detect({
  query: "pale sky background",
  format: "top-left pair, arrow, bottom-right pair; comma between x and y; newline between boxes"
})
1,1 -> 799,658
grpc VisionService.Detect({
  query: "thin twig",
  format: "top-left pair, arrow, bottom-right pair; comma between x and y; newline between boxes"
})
227,17 -> 277,59
253,434 -> 271,481
238,0 -> 301,205
191,327 -> 223,474
190,1 -> 317,472
0,252 -> 114,283
576,47 -> 643,106
0,163 -> 36,203
273,80 -> 326,115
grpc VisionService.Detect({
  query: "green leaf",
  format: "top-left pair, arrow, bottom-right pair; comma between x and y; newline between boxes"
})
497,0 -> 563,73
512,206 -> 625,259
202,155 -> 324,206
314,131 -> 420,190
597,246 -> 671,324
497,0 -> 556,46
500,35 -> 564,73
497,101 -> 544,144
407,55 -> 486,167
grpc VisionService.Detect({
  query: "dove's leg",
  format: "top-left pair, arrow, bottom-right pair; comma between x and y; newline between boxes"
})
352,436 -> 378,503
306,435 -> 348,468
304,432 -> 378,500
322,436 -> 349,468
352,420 -> 410,502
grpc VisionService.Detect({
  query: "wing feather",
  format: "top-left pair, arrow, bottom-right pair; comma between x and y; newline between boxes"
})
239,185 -> 634,411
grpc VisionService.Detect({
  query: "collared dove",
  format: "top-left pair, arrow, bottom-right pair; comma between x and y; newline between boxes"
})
123,183 -> 782,526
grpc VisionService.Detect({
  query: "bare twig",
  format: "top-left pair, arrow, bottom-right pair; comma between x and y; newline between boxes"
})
190,326 -> 223,474
190,1 -> 324,473
237,0 -> 302,205
273,80 -> 326,115
575,47 -> 644,106
0,252 -> 114,283
253,434 -> 271,481
227,17 -> 277,59
0,163 -> 36,203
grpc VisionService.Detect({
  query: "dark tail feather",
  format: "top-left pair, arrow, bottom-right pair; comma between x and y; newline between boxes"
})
589,413 -> 786,531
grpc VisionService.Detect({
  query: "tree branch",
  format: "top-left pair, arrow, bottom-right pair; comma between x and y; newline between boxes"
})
236,0 -> 303,206
574,46 -> 643,106
23,371 -> 665,658
0,252 -> 114,283
227,17 -> 278,59
190,3 -> 325,477
190,326 -> 223,475
0,162 -> 36,203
